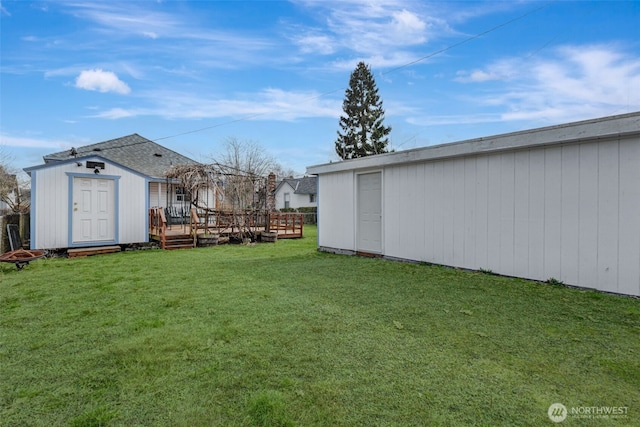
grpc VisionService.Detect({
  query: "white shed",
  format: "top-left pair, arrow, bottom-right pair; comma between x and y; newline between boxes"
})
24,134 -> 199,250
307,112 -> 640,297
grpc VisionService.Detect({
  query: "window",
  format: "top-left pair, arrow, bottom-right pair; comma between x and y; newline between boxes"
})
284,192 -> 290,209
309,194 -> 316,203
175,187 -> 190,202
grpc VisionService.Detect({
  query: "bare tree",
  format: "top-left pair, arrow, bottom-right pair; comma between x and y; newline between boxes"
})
0,147 -> 29,214
270,163 -> 300,181
211,138 -> 277,212
215,137 -> 276,177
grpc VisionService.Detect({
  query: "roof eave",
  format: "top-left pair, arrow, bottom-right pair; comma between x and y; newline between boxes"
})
307,111 -> 640,175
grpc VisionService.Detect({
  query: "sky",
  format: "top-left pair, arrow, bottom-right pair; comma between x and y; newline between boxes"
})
1,0 -> 639,177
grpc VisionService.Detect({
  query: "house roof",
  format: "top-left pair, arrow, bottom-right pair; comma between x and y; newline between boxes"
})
307,111 -> 640,175
42,134 -> 198,178
276,176 -> 317,194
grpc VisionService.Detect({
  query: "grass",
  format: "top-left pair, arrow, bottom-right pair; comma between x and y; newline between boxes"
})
1,226 -> 639,426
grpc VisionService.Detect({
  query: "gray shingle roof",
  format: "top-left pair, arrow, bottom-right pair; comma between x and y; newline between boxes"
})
279,176 -> 317,194
43,134 -> 198,178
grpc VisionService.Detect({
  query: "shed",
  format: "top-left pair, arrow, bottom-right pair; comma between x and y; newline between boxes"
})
307,112 -> 640,297
24,134 -> 199,250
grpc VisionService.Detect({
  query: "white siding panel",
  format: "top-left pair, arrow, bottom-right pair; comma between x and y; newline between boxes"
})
388,164 -> 421,260
499,153 -> 515,276
407,165 -> 422,260
416,163 -> 427,262
544,147 -> 562,280
384,167 -> 400,256
486,156 -> 502,272
617,137 -> 640,296
560,145 -> 580,285
597,140 -> 619,291
318,171 -> 355,251
578,144 -> 599,289
463,157 -> 477,268
474,156 -> 489,269
117,170 -> 147,245
441,160 -> 455,266
432,162 -> 445,264
513,151 -> 530,277
423,163 -> 436,262
452,159 -> 465,267
528,150 -> 545,281
33,166 -> 70,249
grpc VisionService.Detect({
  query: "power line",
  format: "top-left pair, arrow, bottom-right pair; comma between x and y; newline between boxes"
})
382,1 -> 556,76
152,3 -> 554,144
153,87 -> 346,142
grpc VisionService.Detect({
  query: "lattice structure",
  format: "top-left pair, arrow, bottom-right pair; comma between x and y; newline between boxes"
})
165,163 -> 269,242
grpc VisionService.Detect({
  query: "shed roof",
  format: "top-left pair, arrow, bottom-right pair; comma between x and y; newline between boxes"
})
307,111 -> 640,175
42,134 -> 198,178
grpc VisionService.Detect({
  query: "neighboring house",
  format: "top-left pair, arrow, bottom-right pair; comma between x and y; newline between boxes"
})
24,134 -> 203,250
274,176 -> 317,210
0,199 -> 9,214
0,171 -> 17,214
307,112 -> 640,297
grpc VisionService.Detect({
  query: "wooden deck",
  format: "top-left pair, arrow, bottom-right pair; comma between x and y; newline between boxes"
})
148,208 -> 304,250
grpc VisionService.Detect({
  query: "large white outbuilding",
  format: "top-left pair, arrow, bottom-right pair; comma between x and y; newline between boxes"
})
307,112 -> 640,297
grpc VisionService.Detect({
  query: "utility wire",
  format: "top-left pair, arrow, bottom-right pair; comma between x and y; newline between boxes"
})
70,2 -> 555,151
153,87 -> 346,142
382,1 -> 555,76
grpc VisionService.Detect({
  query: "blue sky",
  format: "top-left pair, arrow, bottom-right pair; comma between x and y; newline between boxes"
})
1,0 -> 639,176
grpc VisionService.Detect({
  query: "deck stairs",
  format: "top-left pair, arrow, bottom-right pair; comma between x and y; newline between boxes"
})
163,234 -> 195,250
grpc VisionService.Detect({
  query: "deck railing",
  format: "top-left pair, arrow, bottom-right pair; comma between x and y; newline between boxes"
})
267,212 -> 304,238
149,207 -> 167,248
189,208 -> 270,237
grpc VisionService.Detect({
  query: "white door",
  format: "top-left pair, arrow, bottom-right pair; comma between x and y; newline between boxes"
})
72,177 -> 115,243
357,172 -> 382,253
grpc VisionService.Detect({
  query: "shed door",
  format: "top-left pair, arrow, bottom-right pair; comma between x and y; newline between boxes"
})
357,172 -> 382,253
72,177 -> 115,243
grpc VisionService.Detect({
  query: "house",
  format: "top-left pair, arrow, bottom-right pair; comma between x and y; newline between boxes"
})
24,134 -> 203,250
274,176 -> 317,210
0,169 -> 18,214
307,112 -> 640,297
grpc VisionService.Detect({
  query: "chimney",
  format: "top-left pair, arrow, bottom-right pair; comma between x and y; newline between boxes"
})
267,172 -> 276,211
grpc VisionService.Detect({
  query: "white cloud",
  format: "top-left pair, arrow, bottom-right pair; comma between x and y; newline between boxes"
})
90,108 -> 135,119
75,69 -> 131,94
0,133 -> 70,149
66,2 -> 180,39
291,1 -> 450,68
296,34 -> 335,55
142,31 -> 158,39
448,44 -> 640,124
390,9 -> 427,43
88,88 -> 340,121
405,44 -> 640,133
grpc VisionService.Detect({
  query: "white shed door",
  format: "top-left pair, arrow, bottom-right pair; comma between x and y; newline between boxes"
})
72,177 -> 115,243
357,172 -> 382,253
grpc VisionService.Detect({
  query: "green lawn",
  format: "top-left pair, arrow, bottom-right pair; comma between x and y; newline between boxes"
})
1,226 -> 639,426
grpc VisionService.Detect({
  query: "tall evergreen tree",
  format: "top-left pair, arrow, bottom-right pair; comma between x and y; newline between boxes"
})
335,61 -> 391,160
